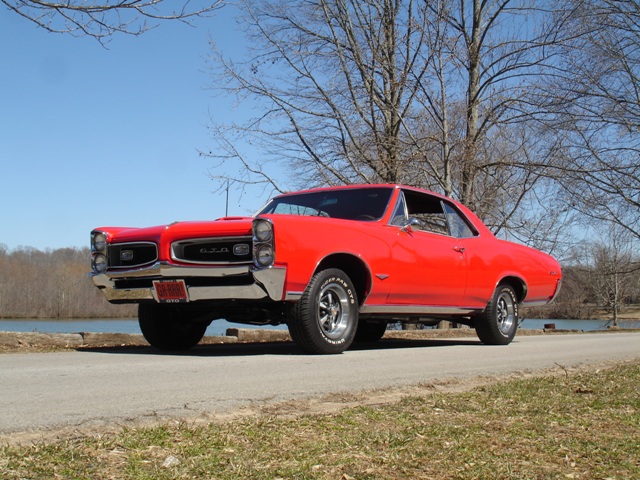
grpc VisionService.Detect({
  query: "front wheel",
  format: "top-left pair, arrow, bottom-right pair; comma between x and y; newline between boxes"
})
139,303 -> 207,351
475,284 -> 518,345
287,268 -> 358,354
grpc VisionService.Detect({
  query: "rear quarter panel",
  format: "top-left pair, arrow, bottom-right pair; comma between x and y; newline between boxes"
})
464,237 -> 561,307
505,242 -> 562,304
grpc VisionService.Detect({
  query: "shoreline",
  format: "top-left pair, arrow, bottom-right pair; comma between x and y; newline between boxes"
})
0,328 -> 288,351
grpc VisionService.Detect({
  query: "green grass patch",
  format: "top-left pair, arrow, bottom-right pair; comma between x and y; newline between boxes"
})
2,362 -> 639,479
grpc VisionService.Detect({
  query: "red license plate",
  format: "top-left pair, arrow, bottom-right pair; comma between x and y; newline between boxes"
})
153,280 -> 188,303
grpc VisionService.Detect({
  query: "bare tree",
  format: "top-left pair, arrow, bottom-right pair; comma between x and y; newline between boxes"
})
415,0 -> 583,237
205,0 -> 437,193
3,0 -> 223,42
204,0 -> 572,253
534,0 -> 640,240
588,223 -> 638,325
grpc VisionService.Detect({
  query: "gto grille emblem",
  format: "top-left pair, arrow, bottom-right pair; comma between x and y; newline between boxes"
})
198,244 -> 250,256
200,247 -> 229,254
120,250 -> 134,261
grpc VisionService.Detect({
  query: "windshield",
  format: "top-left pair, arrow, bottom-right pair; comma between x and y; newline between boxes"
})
258,187 -> 393,221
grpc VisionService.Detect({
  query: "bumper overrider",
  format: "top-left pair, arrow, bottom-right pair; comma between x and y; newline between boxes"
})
90,263 -> 286,303
90,218 -> 284,304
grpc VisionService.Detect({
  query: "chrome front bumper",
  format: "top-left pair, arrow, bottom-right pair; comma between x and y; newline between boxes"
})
90,262 -> 287,303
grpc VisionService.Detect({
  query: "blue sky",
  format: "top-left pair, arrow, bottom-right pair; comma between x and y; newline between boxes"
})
0,5 -> 266,251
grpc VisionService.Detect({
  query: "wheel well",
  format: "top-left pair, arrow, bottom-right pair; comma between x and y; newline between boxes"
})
315,254 -> 370,306
498,276 -> 527,303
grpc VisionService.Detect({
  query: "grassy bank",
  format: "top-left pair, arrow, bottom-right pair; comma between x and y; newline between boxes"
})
2,361 -> 639,479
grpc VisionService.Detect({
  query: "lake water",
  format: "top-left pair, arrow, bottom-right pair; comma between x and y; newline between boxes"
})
0,317 -> 637,335
520,318 -> 640,331
0,318 -> 287,336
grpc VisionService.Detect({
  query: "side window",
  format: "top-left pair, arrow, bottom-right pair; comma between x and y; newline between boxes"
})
402,190 -> 449,235
389,191 -> 408,226
392,189 -> 477,237
443,202 -> 476,238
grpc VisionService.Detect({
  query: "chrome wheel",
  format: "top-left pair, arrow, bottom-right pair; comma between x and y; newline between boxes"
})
287,268 -> 359,354
475,284 -> 519,345
496,290 -> 516,335
318,282 -> 350,340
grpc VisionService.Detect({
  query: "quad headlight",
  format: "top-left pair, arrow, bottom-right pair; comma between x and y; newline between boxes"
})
253,219 -> 273,242
91,231 -> 107,252
91,231 -> 108,273
91,253 -> 108,273
252,218 -> 275,268
254,244 -> 274,267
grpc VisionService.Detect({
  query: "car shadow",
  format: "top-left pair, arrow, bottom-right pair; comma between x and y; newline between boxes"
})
351,337 -> 481,351
78,337 -> 482,357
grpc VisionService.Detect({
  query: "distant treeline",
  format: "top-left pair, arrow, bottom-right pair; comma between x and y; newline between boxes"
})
0,245 -> 135,319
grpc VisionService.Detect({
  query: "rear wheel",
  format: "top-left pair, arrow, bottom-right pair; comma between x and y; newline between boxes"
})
288,268 -> 358,354
354,320 -> 387,343
475,284 -> 518,345
139,303 -> 207,351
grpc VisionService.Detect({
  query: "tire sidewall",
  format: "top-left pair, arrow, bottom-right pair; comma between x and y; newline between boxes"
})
289,268 -> 359,354
313,272 -> 357,346
476,284 -> 519,345
494,285 -> 518,340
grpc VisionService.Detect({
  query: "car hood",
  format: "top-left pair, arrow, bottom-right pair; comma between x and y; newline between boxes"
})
97,217 -> 254,244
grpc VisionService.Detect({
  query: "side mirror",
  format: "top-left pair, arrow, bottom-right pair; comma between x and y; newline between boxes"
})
401,217 -> 421,233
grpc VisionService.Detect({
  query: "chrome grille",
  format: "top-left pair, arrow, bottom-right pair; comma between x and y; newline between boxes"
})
108,242 -> 158,269
172,237 -> 253,264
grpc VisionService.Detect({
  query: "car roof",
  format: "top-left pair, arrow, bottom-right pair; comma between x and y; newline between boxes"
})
274,184 -> 449,202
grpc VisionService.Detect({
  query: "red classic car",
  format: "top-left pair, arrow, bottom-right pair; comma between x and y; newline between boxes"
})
90,184 -> 562,354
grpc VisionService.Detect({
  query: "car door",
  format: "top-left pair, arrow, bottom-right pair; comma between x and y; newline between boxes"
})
385,190 -> 469,307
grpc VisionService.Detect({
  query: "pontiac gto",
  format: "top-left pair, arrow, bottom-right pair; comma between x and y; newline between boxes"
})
90,184 -> 562,354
